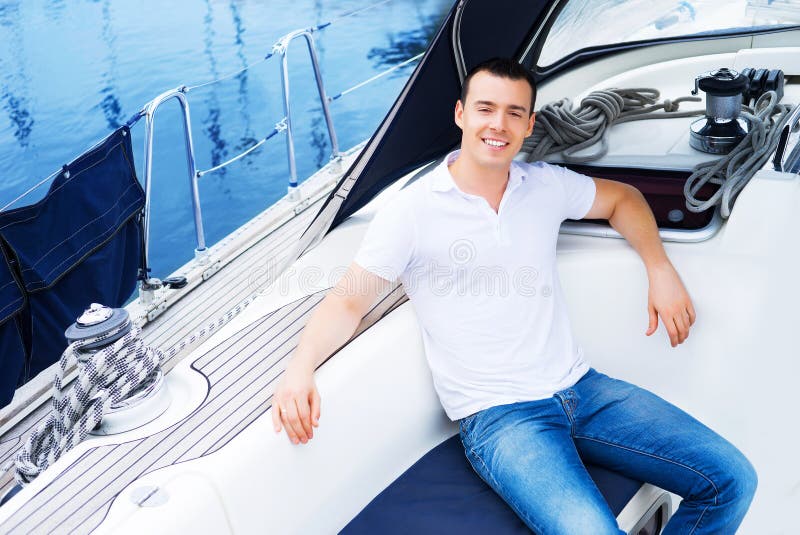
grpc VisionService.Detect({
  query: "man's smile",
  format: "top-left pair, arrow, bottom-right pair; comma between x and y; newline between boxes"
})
482,137 -> 509,148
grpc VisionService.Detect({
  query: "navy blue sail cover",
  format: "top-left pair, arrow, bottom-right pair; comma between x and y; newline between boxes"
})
343,435 -> 642,534
0,126 -> 144,407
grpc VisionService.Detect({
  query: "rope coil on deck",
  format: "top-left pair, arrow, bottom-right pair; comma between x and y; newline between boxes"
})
4,290 -> 264,486
523,88 -> 703,163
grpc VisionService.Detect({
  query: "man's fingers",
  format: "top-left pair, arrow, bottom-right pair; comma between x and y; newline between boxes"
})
271,400 -> 282,433
665,315 -> 679,347
672,314 -> 687,345
280,406 -> 300,445
295,398 -> 314,440
310,388 -> 321,427
687,303 -> 697,326
682,309 -> 692,332
646,303 -> 658,336
282,400 -> 307,444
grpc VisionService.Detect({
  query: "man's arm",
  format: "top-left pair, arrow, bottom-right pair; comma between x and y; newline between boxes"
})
583,178 -> 696,347
271,262 -> 392,444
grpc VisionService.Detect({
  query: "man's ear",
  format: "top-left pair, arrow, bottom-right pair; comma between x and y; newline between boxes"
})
454,100 -> 464,130
526,111 -> 535,137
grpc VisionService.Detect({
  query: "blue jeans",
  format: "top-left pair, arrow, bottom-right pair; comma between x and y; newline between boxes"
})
459,369 -> 757,534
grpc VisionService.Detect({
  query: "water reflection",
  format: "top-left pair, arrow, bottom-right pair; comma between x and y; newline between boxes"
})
97,0 -> 124,129
1,93 -> 34,148
45,0 -> 65,21
309,0 -> 330,169
229,1 -> 260,170
367,11 -> 444,70
201,0 -> 230,187
0,3 -> 34,148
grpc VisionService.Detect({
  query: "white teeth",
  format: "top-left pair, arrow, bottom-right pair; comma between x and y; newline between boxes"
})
483,138 -> 507,147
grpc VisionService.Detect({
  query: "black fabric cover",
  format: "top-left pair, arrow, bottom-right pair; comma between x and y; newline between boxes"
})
342,435 -> 642,534
327,0 -> 552,229
0,127 -> 144,407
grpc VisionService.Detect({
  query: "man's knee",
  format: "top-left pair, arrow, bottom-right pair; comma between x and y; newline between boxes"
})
718,450 -> 758,512
690,445 -> 757,515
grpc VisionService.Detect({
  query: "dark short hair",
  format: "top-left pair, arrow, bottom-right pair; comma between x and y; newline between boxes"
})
460,58 -> 537,115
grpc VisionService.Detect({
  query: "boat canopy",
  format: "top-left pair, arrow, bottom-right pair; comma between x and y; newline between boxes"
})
0,127 -> 144,408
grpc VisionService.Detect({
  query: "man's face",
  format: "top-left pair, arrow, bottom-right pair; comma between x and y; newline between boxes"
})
455,71 -> 535,171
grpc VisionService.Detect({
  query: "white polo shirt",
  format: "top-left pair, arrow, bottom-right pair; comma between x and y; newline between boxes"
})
354,151 -> 597,420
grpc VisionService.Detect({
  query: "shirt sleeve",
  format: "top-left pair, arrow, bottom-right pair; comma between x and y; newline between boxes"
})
353,196 -> 415,283
552,164 -> 597,221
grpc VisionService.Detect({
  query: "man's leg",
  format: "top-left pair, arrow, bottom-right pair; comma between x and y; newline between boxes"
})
459,398 -> 624,535
567,369 -> 757,534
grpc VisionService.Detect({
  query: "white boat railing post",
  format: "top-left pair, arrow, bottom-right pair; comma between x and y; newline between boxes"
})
139,87 -> 206,304
274,29 -> 341,201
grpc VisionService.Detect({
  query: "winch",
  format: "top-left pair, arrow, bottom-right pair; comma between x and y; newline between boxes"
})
689,68 -> 750,154
64,303 -> 169,431
689,66 -> 786,155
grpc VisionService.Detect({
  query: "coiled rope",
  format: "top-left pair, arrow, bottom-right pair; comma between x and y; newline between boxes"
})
684,91 -> 793,218
523,88 -> 703,163
5,291 -> 262,486
524,87 -> 794,218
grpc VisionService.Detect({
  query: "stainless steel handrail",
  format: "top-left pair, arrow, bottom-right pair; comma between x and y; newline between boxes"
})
140,87 -> 205,299
273,29 -> 340,199
135,24 -> 373,300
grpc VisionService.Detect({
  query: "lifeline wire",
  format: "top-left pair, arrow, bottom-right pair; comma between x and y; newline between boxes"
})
196,118 -> 287,178
6,289 -> 264,486
329,53 -> 424,101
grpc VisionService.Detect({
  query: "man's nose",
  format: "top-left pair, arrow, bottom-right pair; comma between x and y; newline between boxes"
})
489,111 -> 507,131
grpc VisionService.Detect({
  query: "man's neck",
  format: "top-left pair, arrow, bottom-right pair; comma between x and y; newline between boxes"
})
448,151 -> 511,205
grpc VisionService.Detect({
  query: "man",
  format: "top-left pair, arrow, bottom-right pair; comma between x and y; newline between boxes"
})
272,58 -> 756,533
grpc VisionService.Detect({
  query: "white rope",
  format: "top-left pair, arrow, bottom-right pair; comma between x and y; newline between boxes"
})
5,289 -> 263,486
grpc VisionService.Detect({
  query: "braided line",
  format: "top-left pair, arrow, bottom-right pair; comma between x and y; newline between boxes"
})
4,289 -> 264,486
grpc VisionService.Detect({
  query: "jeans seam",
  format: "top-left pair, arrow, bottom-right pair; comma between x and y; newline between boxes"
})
574,433 -> 721,531
688,504 -> 711,535
555,394 -> 576,434
463,442 -> 544,535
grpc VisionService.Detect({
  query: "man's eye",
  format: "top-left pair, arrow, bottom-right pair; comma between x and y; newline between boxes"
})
478,108 -> 490,113
510,112 -> 522,118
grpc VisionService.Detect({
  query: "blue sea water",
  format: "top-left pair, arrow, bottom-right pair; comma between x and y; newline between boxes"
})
0,0 -> 451,278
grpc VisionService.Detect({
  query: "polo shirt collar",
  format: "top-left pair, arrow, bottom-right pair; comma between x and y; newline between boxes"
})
431,150 -> 527,195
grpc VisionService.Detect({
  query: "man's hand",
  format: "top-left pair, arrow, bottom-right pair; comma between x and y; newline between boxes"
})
645,261 -> 696,347
272,364 -> 320,445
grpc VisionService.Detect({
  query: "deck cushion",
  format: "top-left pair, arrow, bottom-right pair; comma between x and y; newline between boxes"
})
342,435 -> 642,534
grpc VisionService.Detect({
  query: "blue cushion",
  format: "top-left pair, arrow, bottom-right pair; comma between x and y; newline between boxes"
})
342,435 -> 642,534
